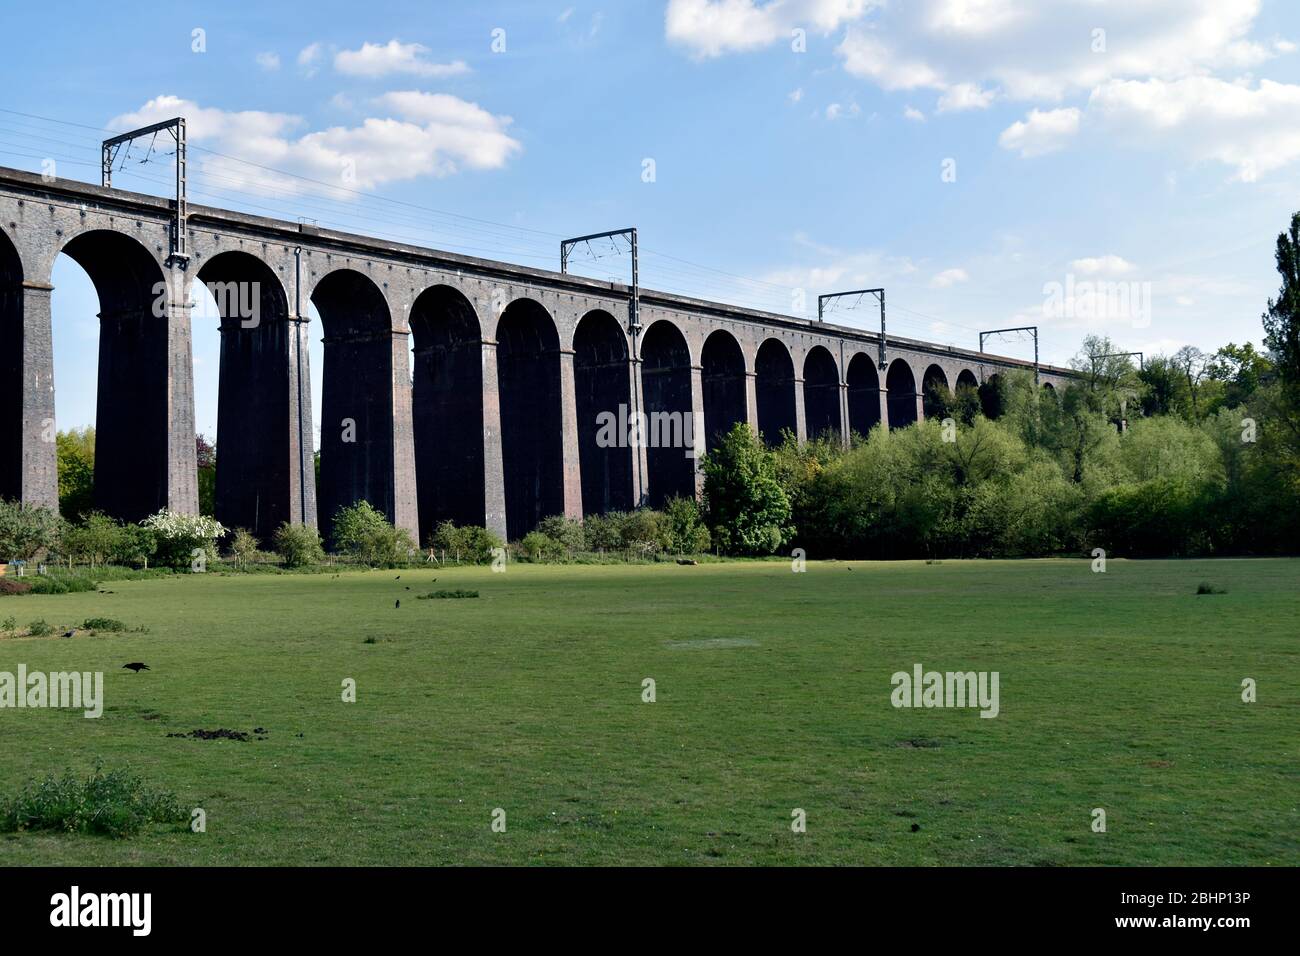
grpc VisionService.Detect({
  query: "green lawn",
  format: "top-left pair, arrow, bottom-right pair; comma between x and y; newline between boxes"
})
0,558 -> 1296,866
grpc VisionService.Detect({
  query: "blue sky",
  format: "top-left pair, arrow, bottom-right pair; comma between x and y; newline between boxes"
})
2,0 -> 1298,443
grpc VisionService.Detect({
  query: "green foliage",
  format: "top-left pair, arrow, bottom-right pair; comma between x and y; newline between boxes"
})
520,530 -> 564,562
62,512 -> 123,567
1262,211 -> 1300,390
141,510 -> 225,569
27,619 -> 54,636
55,427 -> 95,522
0,499 -> 63,563
273,522 -> 325,569
430,522 -> 503,564
661,496 -> 712,554
0,765 -> 188,838
228,528 -> 260,569
332,501 -> 415,567
702,423 -> 792,555
417,589 -> 479,600
82,617 -> 127,632
26,574 -> 97,595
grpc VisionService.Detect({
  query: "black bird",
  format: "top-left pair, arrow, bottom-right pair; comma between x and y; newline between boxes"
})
122,662 -> 150,673
395,599 -> 401,609
910,823 -> 921,833
62,628 -> 77,639
395,575 -> 401,580
404,586 -> 410,590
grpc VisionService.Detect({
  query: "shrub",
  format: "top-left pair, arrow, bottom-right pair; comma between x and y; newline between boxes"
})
662,496 -> 712,555
27,620 -> 54,637
0,765 -> 188,838
0,580 -> 32,596
26,574 -> 97,595
62,512 -> 124,567
82,617 -> 126,632
141,510 -> 225,569
417,589 -> 479,600
0,499 -> 62,562
273,522 -> 325,569
430,521 -> 503,564
535,516 -> 586,555
332,501 -> 415,566
520,530 -> 563,562
110,523 -> 157,569
228,528 -> 260,569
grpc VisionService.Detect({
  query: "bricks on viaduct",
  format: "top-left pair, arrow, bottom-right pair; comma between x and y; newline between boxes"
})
0,166 -> 1074,544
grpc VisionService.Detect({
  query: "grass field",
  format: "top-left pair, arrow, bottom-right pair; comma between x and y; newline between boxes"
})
0,558 -> 1296,866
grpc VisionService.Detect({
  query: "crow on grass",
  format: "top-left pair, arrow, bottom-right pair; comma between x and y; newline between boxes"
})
122,662 -> 150,673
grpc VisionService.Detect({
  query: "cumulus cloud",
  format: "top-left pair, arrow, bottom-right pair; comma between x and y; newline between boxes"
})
930,267 -> 969,288
665,0 -> 869,58
936,82 -> 995,112
1087,75 -> 1300,182
334,40 -> 470,79
998,107 -> 1080,157
903,105 -> 926,122
255,51 -> 281,72
110,93 -> 520,198
1070,255 -> 1135,276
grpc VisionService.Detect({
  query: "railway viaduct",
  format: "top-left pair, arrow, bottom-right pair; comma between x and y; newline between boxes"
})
0,165 -> 1074,543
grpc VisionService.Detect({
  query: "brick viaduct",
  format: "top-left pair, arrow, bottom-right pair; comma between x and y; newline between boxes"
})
0,166 -> 1074,543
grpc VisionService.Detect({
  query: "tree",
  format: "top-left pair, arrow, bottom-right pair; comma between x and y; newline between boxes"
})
1205,342 -> 1272,411
0,499 -> 63,562
63,512 -> 124,567
1262,211 -> 1300,389
229,528 -> 260,569
702,423 -> 792,555
332,501 -> 414,566
1172,346 -> 1211,417
56,427 -> 95,522
196,434 -> 217,518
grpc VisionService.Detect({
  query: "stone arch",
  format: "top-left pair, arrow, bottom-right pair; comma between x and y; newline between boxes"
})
885,358 -> 918,430
411,284 -> 485,539
574,309 -> 633,515
701,329 -> 747,452
640,319 -> 695,507
955,368 -> 979,392
921,363 -> 950,420
803,345 -> 841,440
312,268 -> 397,545
846,352 -> 881,437
754,337 -> 797,447
58,229 -> 171,522
195,250 -> 300,541
0,227 -> 26,502
497,298 -> 565,538
980,372 -> 1005,419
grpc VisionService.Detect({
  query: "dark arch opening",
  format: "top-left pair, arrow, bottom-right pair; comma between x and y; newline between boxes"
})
196,251 -> 293,541
979,373 -> 1005,420
701,330 -> 747,452
574,310 -> 632,515
60,230 -> 169,522
803,346 -> 841,441
411,285 -> 484,540
312,269 -> 395,545
754,338 -> 796,447
641,320 -> 694,507
886,359 -> 918,430
846,353 -> 881,437
922,364 -> 950,420
497,299 -> 564,538
956,368 -> 979,392
0,230 -> 25,502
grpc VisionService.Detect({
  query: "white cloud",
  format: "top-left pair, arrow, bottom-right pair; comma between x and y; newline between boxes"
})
1070,255 -> 1135,276
825,102 -> 861,120
665,0 -> 869,58
836,0 -> 1272,102
298,42 -> 323,76
998,107 -> 1080,157
903,105 -> 926,122
334,40 -> 470,79
1087,75 -> 1300,181
789,87 -> 804,103
559,7 -> 575,22
109,94 -> 520,198
936,82 -> 994,112
255,51 -> 281,72
931,267 -> 969,288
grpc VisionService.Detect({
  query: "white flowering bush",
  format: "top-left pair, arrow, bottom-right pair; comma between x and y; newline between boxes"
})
141,511 -> 225,568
